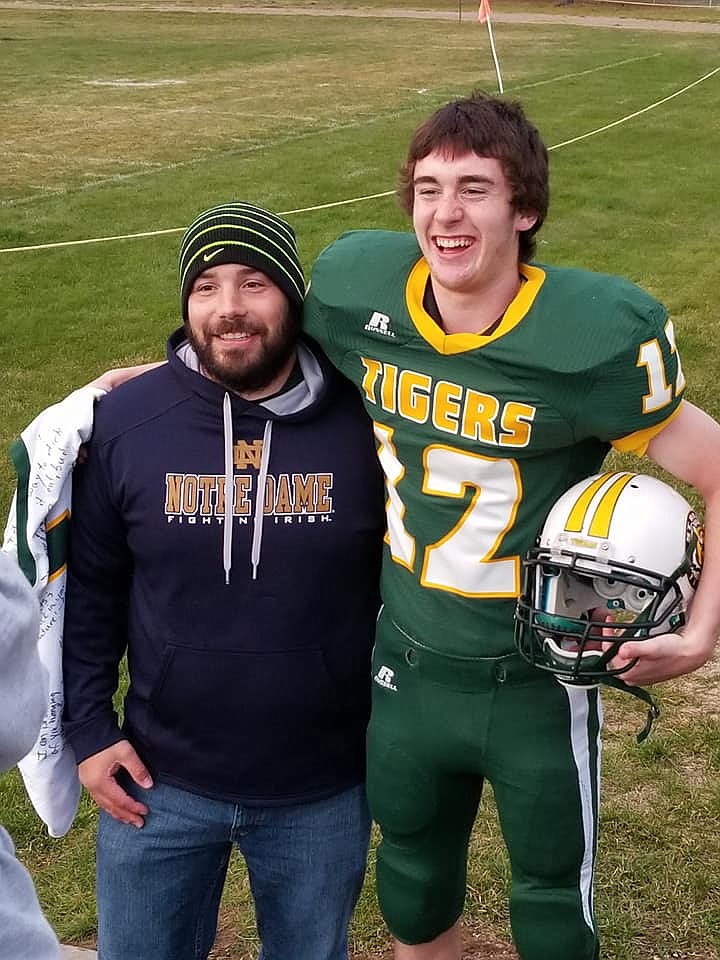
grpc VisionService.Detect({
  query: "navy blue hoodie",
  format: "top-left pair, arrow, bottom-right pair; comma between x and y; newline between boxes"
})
63,331 -> 384,805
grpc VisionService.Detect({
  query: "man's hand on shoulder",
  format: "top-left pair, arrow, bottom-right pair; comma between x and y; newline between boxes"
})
78,740 -> 154,828
88,361 -> 165,393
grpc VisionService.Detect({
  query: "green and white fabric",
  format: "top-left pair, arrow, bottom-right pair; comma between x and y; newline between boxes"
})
3,386 -> 104,837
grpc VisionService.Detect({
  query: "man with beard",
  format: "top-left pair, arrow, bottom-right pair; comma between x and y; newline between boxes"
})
61,202 -> 385,960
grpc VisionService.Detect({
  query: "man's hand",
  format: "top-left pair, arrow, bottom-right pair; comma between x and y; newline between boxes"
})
607,629 -> 716,686
78,740 -> 154,828
88,361 -> 165,392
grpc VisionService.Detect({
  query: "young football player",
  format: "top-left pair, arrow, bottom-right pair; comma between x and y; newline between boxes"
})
303,92 -> 720,960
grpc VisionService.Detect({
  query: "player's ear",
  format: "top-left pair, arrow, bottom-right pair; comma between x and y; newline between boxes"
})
515,210 -> 539,232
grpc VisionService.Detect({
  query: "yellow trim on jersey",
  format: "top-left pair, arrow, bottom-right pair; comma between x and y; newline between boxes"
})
47,563 -> 67,584
405,261 -> 546,355
611,402 -> 683,456
46,509 -> 69,532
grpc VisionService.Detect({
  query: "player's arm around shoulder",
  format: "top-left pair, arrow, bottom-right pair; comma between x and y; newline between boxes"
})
614,401 -> 720,685
88,360 -> 165,392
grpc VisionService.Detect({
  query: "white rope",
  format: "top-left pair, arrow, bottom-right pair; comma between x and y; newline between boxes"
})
0,193 -> 396,254
1,66 -> 717,255
549,65 -> 719,151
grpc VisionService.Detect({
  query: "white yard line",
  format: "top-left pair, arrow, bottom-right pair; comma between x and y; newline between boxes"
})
511,53 -> 663,92
1,4 -> 718,250
3,64 -> 718,254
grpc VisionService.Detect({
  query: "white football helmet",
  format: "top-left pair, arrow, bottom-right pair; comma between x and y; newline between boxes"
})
515,472 -> 704,685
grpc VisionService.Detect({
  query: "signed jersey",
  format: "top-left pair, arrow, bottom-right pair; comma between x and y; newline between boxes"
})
305,230 -> 685,657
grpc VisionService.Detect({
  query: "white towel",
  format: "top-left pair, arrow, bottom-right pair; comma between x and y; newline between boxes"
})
3,387 -> 103,838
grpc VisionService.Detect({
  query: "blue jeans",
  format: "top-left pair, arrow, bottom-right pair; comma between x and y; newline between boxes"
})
95,779 -> 371,960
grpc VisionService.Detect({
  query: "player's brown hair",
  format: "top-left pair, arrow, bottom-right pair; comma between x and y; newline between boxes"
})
398,92 -> 549,262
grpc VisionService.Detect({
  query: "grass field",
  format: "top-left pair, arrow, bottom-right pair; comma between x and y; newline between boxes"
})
1,2 -> 719,958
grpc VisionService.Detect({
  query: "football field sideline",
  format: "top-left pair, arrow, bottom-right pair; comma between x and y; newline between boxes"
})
0,0 -> 719,31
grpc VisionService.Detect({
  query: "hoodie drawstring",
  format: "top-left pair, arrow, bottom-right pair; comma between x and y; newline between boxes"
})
222,393 -> 234,585
251,420 -> 273,581
222,394 -> 273,584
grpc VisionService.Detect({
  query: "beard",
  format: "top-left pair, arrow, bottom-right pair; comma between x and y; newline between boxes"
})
186,309 -> 301,396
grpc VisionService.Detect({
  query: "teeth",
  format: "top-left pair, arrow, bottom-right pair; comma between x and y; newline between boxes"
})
436,237 -> 472,249
219,332 -> 251,340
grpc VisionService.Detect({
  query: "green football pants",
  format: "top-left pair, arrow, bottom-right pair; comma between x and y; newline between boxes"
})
367,611 -> 602,960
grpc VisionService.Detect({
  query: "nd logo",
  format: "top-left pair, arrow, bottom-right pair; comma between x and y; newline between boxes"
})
233,440 -> 263,470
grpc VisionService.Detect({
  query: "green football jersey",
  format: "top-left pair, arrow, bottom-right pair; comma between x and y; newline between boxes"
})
305,230 -> 684,657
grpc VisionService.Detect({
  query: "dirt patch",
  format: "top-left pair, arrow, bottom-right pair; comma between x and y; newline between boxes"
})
1,1 -> 719,33
353,926 -> 519,960
208,917 -> 519,959
671,651 -> 720,720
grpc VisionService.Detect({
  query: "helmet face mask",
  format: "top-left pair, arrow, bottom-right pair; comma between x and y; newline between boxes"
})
520,551 -> 688,682
515,472 -> 703,686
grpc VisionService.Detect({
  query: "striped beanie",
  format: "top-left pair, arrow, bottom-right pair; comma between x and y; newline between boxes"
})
178,202 -> 306,322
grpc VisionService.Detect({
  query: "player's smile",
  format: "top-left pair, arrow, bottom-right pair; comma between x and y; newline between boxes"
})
433,236 -> 473,251
412,150 -> 537,304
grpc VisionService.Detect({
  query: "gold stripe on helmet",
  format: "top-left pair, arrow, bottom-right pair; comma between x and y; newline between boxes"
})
564,471 -> 637,539
587,473 -> 636,538
564,472 -> 614,533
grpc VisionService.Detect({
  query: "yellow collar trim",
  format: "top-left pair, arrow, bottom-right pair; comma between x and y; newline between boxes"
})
405,261 -> 546,355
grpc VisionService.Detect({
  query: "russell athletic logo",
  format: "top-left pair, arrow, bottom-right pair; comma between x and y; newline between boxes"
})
373,665 -> 397,692
364,311 -> 395,338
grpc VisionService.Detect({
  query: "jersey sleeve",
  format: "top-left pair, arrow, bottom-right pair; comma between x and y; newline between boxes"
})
573,295 -> 685,455
303,236 -> 356,373
303,282 -> 345,372
304,229 -> 416,376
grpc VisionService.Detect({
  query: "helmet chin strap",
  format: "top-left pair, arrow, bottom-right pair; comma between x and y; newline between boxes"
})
599,675 -> 660,743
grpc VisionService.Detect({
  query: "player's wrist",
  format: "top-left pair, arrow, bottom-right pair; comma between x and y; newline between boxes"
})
678,625 -> 717,668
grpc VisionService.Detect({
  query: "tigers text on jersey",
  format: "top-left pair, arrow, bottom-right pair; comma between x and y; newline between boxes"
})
304,230 -> 684,658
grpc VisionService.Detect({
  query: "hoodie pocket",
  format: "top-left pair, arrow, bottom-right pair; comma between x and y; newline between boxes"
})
144,644 -> 353,798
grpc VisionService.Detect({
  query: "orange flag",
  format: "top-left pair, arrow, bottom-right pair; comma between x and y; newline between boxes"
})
478,0 -> 492,22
